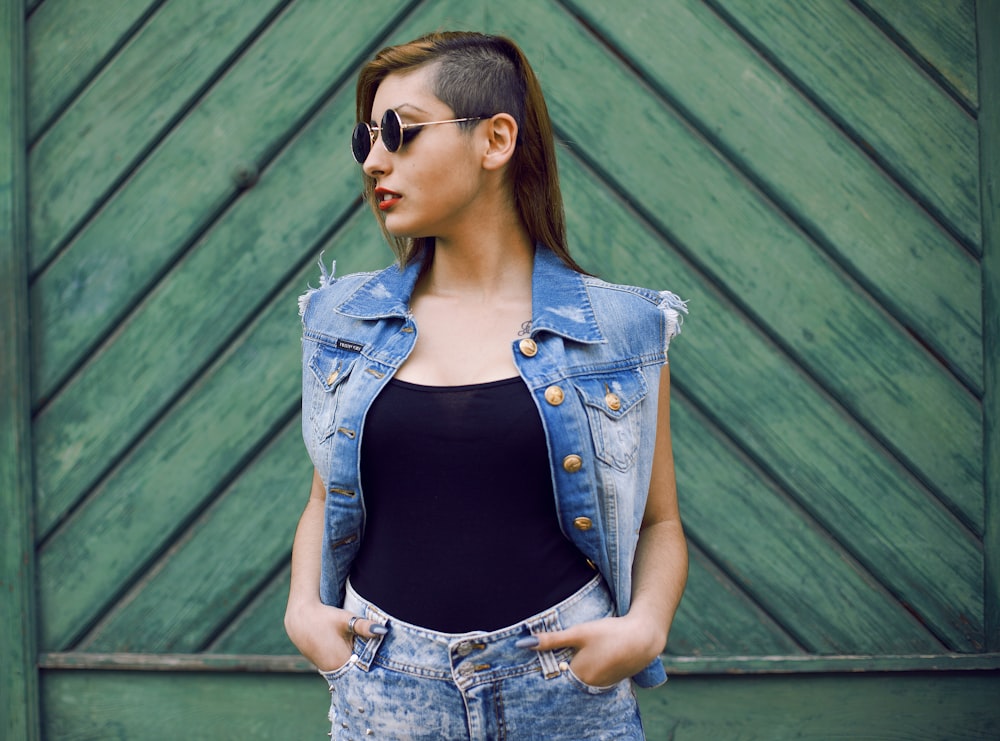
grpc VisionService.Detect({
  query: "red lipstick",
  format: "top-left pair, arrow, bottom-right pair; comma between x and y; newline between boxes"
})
374,187 -> 402,211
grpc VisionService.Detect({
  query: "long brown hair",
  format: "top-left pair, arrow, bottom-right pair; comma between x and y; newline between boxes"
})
355,31 -> 586,273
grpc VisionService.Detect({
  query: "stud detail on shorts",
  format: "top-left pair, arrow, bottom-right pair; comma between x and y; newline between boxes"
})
573,516 -> 593,531
558,661 -> 570,672
544,385 -> 564,405
518,338 -> 538,357
562,454 -> 583,473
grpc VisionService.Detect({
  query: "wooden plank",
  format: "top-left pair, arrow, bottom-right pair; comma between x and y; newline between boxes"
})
28,0 -> 412,537
558,146 -> 982,650
35,651 -> 1000,675
710,0 -> 981,252
671,392 -> 942,653
41,671 -> 330,740
28,0 -> 389,408
667,547 -> 805,657
38,669 -> 1000,738
77,419 -> 310,652
0,2 -> 40,738
26,0 -> 162,137
558,0 -> 983,528
35,208 -> 388,651
569,0 -> 982,396
208,567 -> 297,654
36,263 -> 312,650
638,671 -> 1000,740
507,4 -> 983,650
663,654 -> 1000,674
979,0 -> 1000,652
858,0 -> 978,108
27,0 -> 284,275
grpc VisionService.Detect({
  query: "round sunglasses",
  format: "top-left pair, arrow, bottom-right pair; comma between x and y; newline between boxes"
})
352,109 -> 488,163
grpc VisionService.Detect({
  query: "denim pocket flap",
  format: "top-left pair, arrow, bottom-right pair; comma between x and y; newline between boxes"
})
572,369 -> 647,420
308,342 -> 360,392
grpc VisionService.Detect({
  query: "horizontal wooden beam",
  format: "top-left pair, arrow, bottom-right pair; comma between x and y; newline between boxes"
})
39,651 -> 1000,675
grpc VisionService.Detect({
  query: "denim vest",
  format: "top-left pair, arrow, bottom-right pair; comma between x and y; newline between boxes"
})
299,245 -> 685,688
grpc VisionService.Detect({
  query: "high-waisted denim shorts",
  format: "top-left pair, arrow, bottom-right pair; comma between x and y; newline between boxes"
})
321,575 -> 645,740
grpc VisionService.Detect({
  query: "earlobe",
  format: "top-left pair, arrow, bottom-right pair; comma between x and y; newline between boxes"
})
482,113 -> 518,171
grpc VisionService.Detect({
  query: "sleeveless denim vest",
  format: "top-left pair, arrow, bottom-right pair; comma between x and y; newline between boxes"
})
299,245 -> 685,688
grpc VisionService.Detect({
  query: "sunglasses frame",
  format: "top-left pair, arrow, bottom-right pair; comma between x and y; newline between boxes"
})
352,109 -> 488,163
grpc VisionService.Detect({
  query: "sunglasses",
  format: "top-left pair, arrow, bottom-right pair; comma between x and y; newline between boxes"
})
352,109 -> 488,163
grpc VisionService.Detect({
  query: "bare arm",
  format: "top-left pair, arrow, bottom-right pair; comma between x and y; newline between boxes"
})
284,469 -> 382,671
526,366 -> 688,685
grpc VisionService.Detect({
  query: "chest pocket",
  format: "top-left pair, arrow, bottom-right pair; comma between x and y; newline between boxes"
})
307,342 -> 361,442
572,369 -> 648,472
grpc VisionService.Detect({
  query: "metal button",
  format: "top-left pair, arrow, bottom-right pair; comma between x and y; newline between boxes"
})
455,641 -> 484,657
518,338 -> 538,357
562,454 -> 583,473
605,392 -> 621,411
544,385 -> 564,405
574,516 -> 593,531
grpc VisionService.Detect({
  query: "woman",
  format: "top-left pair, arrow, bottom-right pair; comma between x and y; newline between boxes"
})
285,31 -> 687,740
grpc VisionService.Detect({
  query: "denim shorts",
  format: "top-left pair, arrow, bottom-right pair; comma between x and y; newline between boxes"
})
321,575 -> 645,740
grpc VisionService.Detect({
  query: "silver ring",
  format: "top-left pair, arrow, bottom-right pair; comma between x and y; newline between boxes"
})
347,615 -> 361,637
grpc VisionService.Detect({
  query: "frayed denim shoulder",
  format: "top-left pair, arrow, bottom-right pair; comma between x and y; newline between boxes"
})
298,254 -> 337,318
658,290 -> 688,356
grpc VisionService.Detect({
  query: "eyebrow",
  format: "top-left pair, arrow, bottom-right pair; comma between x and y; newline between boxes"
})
394,103 -> 431,116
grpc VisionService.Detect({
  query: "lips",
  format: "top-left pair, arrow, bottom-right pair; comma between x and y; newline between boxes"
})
374,187 -> 402,211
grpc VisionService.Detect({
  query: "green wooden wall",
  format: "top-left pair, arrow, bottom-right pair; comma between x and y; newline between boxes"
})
3,0 -> 999,738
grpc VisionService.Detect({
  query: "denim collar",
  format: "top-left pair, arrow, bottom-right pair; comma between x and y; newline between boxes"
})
335,244 -> 605,344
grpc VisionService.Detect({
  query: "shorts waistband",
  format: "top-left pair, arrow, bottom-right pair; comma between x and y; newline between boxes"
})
342,575 -> 612,685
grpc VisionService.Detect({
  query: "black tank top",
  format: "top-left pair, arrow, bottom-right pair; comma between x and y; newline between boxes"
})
350,376 -> 595,632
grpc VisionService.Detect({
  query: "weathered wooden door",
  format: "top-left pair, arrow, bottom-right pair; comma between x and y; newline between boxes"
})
3,0 -> 998,738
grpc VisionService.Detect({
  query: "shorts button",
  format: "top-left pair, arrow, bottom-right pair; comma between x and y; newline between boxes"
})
544,385 -> 564,405
573,516 -> 593,531
518,338 -> 538,357
562,454 -> 583,473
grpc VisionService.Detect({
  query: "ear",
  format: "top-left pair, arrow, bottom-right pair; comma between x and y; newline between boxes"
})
481,113 -> 519,171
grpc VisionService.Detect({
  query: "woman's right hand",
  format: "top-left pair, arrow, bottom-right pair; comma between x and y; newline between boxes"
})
284,600 -> 384,673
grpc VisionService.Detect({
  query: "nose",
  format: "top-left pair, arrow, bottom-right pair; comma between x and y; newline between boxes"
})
362,134 -> 390,178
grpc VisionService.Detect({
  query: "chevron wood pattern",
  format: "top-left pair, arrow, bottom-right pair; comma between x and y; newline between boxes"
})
14,0 -> 997,736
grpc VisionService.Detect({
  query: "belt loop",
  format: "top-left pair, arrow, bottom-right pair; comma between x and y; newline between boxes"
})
354,603 -> 389,671
526,615 -> 562,680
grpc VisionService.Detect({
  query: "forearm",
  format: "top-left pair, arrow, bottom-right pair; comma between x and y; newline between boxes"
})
627,516 -> 688,652
286,495 -> 325,614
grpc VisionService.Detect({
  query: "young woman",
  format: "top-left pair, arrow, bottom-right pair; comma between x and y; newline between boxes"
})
285,31 -> 688,740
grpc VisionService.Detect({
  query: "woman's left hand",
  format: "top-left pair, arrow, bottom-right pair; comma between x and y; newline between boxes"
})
525,614 -> 665,688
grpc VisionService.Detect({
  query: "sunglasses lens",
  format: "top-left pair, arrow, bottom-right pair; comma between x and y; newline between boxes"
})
381,110 -> 402,152
351,122 -> 372,163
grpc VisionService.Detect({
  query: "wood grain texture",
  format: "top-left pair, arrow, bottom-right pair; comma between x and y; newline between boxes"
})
570,0 -> 983,395
28,0 -> 284,275
504,2 -> 982,650
557,145 -> 981,650
711,0 -> 981,251
37,669 -> 1000,739
0,2 -> 40,738
667,547 -> 806,657
671,393 -> 942,653
638,671 -> 1000,740
30,7 -> 396,538
535,0 -> 984,531
77,419 -> 311,653
26,0 -> 162,137
858,0 -> 978,107
978,0 -> 1000,651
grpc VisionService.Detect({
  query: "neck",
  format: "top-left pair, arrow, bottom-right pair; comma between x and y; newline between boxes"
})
422,213 -> 534,302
